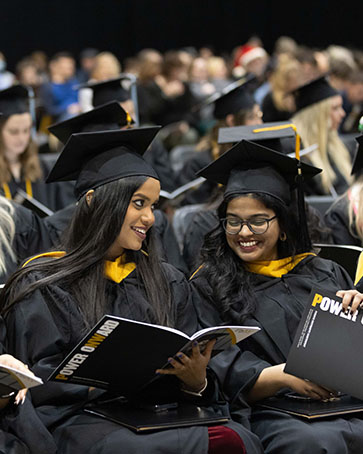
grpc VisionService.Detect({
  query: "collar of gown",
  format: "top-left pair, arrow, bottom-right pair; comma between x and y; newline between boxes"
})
245,252 -> 316,278
104,255 -> 136,283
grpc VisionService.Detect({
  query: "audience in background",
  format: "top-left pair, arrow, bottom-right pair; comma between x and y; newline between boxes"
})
40,52 -> 80,121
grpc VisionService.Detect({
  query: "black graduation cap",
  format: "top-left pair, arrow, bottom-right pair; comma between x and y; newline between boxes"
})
46,127 -> 161,199
351,135 -> 363,177
78,75 -> 131,107
213,76 -> 256,120
48,101 -> 134,144
292,75 -> 338,113
217,121 -> 296,154
0,85 -> 29,117
197,75 -> 256,120
197,139 -> 321,206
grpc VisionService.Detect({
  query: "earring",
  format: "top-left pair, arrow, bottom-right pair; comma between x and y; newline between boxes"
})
280,232 -> 287,242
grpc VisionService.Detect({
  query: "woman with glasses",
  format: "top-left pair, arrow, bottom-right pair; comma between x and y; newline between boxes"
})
191,140 -> 363,454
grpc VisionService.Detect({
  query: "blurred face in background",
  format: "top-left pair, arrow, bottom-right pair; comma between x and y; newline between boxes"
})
50,56 -> 76,81
330,95 -> 345,131
91,52 -> 121,81
1,113 -> 32,159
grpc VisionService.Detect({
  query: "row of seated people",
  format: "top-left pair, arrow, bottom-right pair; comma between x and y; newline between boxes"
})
0,73 -> 362,452
1,125 -> 363,453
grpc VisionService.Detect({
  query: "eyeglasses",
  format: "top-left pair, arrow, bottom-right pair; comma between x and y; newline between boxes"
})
221,215 -> 277,235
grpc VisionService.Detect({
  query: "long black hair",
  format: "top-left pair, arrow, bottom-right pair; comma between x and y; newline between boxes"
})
0,176 -> 173,328
196,192 -> 309,324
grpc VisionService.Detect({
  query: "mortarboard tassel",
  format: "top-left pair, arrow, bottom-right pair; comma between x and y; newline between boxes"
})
253,124 -> 311,252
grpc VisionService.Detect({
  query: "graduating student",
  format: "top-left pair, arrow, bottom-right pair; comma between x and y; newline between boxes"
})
291,75 -> 352,196
0,85 -> 74,211
48,103 -> 186,272
325,135 -> 363,245
183,123 -> 297,272
0,127 -> 263,454
190,139 -> 363,453
178,77 -> 263,205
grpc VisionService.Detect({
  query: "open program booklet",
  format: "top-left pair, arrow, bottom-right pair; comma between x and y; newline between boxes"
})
0,364 -> 43,396
49,315 -> 259,395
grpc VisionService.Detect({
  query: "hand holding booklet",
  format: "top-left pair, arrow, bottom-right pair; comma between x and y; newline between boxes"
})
0,363 -> 43,396
49,315 -> 259,395
260,286 -> 363,419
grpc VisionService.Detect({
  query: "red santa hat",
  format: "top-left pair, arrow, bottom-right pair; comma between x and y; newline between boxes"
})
235,45 -> 267,68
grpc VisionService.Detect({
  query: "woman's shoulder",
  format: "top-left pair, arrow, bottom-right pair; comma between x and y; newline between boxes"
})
160,261 -> 188,284
22,250 -> 65,268
297,254 -> 353,285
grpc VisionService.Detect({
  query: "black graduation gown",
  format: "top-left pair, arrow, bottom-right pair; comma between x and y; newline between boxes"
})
137,81 -> 198,127
191,255 -> 363,454
0,319 -> 30,454
153,210 -> 188,275
0,155 -> 75,212
0,201 -> 56,284
3,261 -> 263,454
144,140 -> 178,193
302,154 -> 350,197
324,194 -> 361,246
183,210 -> 218,273
261,92 -> 292,123
177,150 -> 220,206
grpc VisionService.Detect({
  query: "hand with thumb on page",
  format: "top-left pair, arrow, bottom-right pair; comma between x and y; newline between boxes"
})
0,354 -> 35,407
155,339 -> 216,393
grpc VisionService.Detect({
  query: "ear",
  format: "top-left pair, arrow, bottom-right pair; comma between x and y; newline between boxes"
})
225,114 -> 235,127
85,189 -> 94,207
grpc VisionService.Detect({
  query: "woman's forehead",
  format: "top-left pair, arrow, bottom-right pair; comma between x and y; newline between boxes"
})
133,177 -> 160,195
227,195 -> 273,213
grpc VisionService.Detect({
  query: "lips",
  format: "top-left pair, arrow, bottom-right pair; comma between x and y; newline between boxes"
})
239,240 -> 258,247
131,226 -> 147,240
238,240 -> 258,252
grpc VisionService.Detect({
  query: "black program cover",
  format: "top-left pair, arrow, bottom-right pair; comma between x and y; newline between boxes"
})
285,287 -> 363,401
48,315 -> 190,395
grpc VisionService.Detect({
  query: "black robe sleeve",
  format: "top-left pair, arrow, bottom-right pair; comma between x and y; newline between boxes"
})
153,211 -> 188,275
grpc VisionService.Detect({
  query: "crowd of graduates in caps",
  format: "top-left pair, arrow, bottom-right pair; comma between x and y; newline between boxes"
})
0,35 -> 362,453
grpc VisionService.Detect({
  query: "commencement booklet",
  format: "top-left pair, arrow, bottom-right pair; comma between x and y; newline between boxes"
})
285,287 -> 363,401
0,364 -> 43,396
159,177 -> 206,203
49,315 -> 259,395
84,399 -> 229,432
258,394 -> 363,420
14,189 -> 54,218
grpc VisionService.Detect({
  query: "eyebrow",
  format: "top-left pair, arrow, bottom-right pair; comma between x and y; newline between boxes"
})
226,212 -> 271,218
132,193 -> 159,204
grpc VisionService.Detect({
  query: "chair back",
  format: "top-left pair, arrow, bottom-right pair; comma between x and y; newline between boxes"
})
314,243 -> 363,281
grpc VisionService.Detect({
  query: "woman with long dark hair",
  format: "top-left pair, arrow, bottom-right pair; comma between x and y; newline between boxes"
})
191,139 -> 363,454
0,127 -> 263,454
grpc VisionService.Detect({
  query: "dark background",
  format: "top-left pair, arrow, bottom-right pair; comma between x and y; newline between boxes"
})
1,0 -> 361,69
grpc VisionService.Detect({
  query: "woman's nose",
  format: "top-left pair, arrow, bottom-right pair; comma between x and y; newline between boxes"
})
239,223 -> 252,236
141,208 -> 155,225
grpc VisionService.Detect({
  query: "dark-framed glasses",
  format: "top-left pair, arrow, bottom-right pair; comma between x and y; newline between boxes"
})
221,215 -> 277,235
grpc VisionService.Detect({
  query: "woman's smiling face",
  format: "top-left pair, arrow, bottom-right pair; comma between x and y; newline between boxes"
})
106,177 -> 160,260
225,195 -> 281,263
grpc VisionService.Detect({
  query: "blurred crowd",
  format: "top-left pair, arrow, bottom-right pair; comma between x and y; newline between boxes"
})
1,35 -> 362,146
